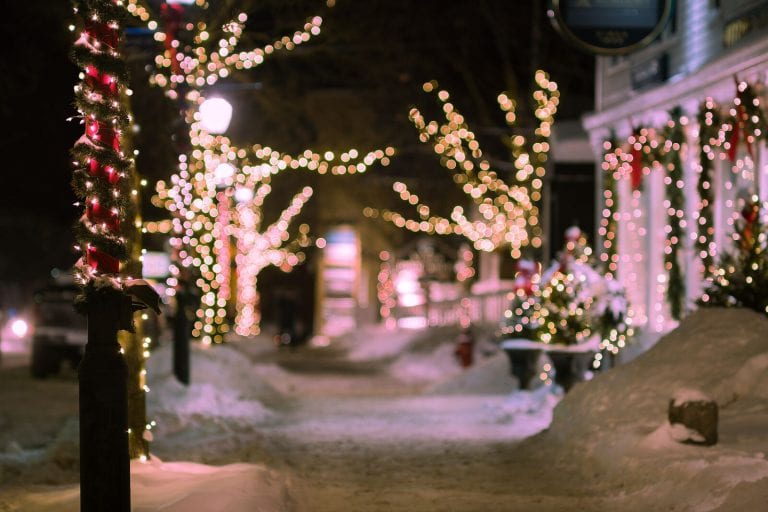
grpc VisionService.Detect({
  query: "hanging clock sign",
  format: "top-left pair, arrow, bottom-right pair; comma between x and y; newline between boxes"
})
548,0 -> 673,55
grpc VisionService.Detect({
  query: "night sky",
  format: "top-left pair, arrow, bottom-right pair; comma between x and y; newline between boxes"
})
0,2 -> 81,284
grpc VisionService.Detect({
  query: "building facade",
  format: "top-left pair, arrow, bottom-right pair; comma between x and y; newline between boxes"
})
582,0 -> 768,338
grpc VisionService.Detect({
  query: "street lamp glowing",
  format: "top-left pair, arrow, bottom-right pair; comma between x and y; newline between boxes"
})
199,97 -> 233,134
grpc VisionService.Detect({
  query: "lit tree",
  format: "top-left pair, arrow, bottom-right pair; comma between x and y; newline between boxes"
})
371,71 -> 558,259
699,198 -> 768,315
126,1 -> 393,342
232,182 -> 313,336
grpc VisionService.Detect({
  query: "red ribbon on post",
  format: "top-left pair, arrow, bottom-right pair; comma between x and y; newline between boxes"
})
81,14 -> 124,276
629,128 -> 644,190
740,201 -> 760,252
86,246 -> 121,274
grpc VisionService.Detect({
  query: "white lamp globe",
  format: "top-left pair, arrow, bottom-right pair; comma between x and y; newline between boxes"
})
199,97 -> 233,134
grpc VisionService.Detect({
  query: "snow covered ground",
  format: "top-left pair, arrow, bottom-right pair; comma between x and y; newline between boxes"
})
1,309 -> 767,510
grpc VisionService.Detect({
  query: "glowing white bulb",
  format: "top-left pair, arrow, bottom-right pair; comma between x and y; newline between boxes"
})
199,97 -> 233,134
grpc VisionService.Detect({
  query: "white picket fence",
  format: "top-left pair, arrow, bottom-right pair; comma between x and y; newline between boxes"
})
392,289 -> 511,327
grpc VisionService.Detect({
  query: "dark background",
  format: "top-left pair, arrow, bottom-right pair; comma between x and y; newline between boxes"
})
0,0 -> 594,312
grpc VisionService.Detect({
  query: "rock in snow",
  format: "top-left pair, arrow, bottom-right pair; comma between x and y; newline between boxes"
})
668,389 -> 718,445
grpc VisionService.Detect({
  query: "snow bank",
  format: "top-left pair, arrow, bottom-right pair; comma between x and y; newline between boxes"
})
486,385 -> 562,437
148,342 -> 283,406
146,342 -> 280,461
0,458 -> 293,512
523,308 -> 768,510
146,342 -> 281,434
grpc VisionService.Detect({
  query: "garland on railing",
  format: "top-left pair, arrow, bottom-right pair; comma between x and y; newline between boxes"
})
724,81 -> 768,163
598,136 -> 623,276
599,79 -> 768,322
661,109 -> 687,320
696,98 -> 721,279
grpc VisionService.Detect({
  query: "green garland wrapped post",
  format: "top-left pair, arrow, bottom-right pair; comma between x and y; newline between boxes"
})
70,1 -> 158,509
696,99 -> 720,279
662,108 -> 686,320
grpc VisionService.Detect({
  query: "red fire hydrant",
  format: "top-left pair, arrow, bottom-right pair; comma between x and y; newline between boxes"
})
454,327 -> 475,368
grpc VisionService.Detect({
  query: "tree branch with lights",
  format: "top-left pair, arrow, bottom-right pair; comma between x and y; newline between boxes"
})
371,71 -> 558,259
128,0 -> 393,342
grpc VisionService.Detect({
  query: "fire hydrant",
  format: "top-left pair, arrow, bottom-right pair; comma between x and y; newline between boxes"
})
454,327 -> 475,368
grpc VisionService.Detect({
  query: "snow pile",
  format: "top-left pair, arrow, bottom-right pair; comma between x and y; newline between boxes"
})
388,341 -> 461,383
426,352 -> 516,395
0,458 -> 293,512
146,343 -> 279,461
148,342 -> 283,406
523,307 -> 768,510
149,377 -> 273,423
486,385 -> 562,437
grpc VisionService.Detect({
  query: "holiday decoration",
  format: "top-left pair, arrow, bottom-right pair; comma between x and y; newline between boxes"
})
598,79 -> 768,324
377,251 -> 397,328
500,228 -> 633,361
662,109 -> 687,320
695,98 -> 721,279
500,260 -> 542,340
724,80 -> 768,163
699,198 -> 768,315
72,1 -> 135,290
71,0 -> 160,464
598,137 -> 620,276
231,185 -> 313,337
370,71 -> 559,259
127,1 -> 394,342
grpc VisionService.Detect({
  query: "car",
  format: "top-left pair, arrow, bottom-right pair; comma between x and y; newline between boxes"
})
30,282 -> 87,378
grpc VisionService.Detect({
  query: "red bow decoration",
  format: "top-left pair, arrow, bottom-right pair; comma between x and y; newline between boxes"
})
740,201 -> 760,251
86,120 -> 120,150
513,260 -> 537,295
84,20 -> 119,50
87,201 -> 121,232
629,129 -> 644,190
727,79 -> 755,163
87,246 -> 121,274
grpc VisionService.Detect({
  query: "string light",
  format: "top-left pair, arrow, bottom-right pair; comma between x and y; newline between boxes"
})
600,79 -> 767,329
72,0 -> 154,460
128,1 -> 394,341
376,251 -> 397,329
369,72 -> 558,258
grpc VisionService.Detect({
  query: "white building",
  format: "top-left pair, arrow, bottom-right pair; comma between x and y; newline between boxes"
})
582,0 -> 768,338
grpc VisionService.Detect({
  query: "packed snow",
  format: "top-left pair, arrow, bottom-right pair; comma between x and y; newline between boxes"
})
1,308 -> 767,510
